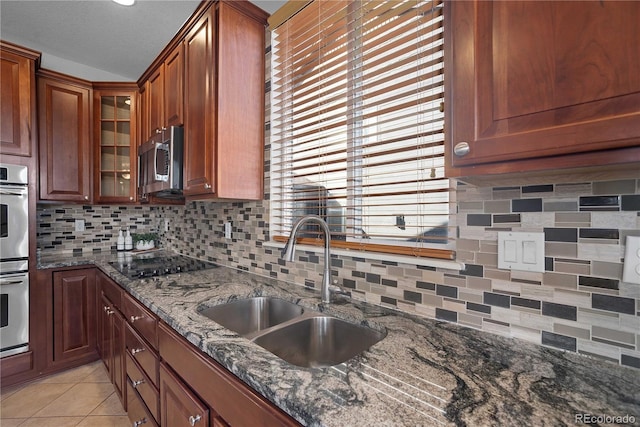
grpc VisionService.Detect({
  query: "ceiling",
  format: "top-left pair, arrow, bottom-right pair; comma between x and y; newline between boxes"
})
0,0 -> 285,81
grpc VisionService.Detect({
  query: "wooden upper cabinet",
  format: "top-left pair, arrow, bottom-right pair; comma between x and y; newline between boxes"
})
164,43 -> 184,127
183,1 -> 266,200
445,1 -> 640,179
0,41 -> 39,158
93,84 -> 138,203
184,6 -> 216,196
147,66 -> 165,136
140,42 -> 184,143
38,70 -> 93,202
139,83 -> 150,143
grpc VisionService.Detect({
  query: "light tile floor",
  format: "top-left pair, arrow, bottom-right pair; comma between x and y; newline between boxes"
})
1,360 -> 129,427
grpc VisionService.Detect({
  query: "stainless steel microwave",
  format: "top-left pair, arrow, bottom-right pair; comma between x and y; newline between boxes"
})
138,126 -> 184,199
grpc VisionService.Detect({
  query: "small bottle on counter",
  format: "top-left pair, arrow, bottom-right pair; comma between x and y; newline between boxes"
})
117,229 -> 125,251
124,229 -> 133,251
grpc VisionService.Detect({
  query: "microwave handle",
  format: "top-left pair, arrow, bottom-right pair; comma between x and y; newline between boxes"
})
153,143 -> 159,180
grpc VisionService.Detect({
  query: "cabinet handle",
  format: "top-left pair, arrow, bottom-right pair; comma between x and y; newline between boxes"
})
130,315 -> 143,323
189,415 -> 202,426
133,418 -> 147,427
453,142 -> 470,157
131,378 -> 145,388
131,348 -> 145,356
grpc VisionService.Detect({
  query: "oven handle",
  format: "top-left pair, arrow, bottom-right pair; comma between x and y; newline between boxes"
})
0,190 -> 26,197
0,279 -> 25,285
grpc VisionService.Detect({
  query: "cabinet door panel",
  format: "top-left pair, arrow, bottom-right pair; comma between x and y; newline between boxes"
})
148,67 -> 164,135
112,309 -> 126,404
38,73 -> 92,202
215,2 -> 264,200
99,294 -> 113,375
183,7 -> 216,196
0,48 -> 36,157
160,364 -> 209,427
165,43 -> 184,127
446,1 -> 640,171
93,86 -> 138,203
52,269 -> 96,362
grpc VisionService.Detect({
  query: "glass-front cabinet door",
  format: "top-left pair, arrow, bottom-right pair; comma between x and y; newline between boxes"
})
93,85 -> 138,203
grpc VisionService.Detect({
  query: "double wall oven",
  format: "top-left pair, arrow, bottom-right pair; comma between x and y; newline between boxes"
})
0,164 -> 29,358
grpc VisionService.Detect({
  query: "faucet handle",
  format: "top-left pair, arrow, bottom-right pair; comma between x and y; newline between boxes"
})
329,284 -> 350,297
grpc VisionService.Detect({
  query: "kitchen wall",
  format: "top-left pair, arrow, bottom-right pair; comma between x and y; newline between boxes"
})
35,171 -> 640,373
35,40 -> 640,372
36,204 -> 162,253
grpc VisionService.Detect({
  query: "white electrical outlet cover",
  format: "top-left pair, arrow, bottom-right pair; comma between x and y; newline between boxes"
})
497,231 -> 545,273
75,219 -> 85,232
622,235 -> 640,285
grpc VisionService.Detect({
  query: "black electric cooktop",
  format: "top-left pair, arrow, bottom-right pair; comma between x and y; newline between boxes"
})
109,253 -> 216,279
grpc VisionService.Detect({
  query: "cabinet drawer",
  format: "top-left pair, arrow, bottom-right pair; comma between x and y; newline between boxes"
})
126,324 -> 159,387
100,273 -> 122,311
126,352 -> 159,422
123,293 -> 158,349
127,382 -> 159,427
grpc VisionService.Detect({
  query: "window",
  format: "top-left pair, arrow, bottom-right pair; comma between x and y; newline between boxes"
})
270,0 -> 454,260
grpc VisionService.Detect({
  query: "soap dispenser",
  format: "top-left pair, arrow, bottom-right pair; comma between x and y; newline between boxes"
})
124,229 -> 133,251
117,229 -> 125,251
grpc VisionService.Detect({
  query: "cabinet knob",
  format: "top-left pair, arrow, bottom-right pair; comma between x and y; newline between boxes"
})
204,183 -> 211,190
103,306 -> 110,312
133,418 -> 147,427
454,142 -> 470,157
130,315 -> 142,323
84,195 -> 89,200
129,196 -> 134,201
189,415 -> 202,426
155,129 -> 162,134
131,348 -> 145,356
131,378 -> 145,389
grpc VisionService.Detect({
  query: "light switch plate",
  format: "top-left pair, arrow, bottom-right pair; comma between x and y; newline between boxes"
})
498,231 -> 545,272
622,236 -> 640,285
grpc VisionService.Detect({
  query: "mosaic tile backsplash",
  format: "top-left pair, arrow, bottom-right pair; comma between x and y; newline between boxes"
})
36,179 -> 640,370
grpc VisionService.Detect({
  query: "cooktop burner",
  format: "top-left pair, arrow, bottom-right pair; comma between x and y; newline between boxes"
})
109,253 -> 216,279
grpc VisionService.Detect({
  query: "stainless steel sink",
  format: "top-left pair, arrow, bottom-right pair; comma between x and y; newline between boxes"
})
200,297 -> 386,367
199,297 -> 303,336
252,315 -> 386,368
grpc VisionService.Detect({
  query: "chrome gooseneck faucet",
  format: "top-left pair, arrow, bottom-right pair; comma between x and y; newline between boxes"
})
282,215 -> 334,303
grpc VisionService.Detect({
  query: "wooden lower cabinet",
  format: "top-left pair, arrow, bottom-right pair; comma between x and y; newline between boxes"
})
128,381 -> 160,427
158,323 -> 300,427
51,268 -> 97,365
97,271 -> 126,407
160,363 -> 210,427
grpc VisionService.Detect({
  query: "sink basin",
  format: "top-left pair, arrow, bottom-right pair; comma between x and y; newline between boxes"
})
252,316 -> 386,368
200,297 -> 303,336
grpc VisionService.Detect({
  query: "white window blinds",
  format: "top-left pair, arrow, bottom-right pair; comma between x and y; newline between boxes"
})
270,0 -> 455,260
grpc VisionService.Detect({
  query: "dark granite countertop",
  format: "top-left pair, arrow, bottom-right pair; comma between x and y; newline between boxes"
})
38,251 -> 640,427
